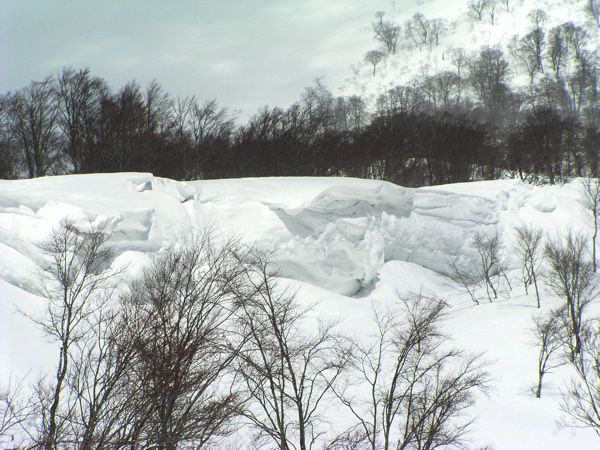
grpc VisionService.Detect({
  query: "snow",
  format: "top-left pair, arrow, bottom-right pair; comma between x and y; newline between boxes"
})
340,0 -> 598,106
0,172 -> 598,448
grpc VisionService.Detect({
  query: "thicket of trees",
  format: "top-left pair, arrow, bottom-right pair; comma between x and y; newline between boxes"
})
1,7 -> 598,186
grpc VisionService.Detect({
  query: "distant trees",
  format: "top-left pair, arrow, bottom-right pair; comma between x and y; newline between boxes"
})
507,107 -> 579,184
9,77 -> 61,178
487,0 -> 498,25
528,9 -> 548,30
56,68 -> 107,173
467,0 -> 487,21
172,97 -> 234,180
548,26 -> 568,80
468,47 -> 510,124
510,29 -> 545,83
1,16 -> 599,186
466,0 -> 504,24
0,95 -> 19,179
372,12 -> 401,55
404,13 -> 445,50
365,50 -> 386,76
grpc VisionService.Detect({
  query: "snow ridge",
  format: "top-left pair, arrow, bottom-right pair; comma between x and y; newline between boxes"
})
0,173 -> 573,296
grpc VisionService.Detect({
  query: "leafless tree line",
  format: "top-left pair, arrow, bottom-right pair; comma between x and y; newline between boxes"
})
1,4 -> 599,185
1,44 -> 598,186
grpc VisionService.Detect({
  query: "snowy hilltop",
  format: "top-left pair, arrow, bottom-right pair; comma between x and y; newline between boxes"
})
342,0 -> 599,104
0,173 -> 599,449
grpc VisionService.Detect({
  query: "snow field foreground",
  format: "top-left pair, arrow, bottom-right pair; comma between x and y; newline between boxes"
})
0,173 -> 598,448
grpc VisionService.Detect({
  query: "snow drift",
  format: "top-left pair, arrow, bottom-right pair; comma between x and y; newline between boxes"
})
0,173 -> 581,297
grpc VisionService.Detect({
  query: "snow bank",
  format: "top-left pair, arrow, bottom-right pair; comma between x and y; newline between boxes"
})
0,174 -> 590,296
1,173 -> 598,449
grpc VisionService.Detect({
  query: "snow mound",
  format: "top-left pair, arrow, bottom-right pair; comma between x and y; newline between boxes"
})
0,174 -> 589,296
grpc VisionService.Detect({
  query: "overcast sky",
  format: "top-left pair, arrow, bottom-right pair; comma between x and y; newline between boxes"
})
0,0 -> 412,117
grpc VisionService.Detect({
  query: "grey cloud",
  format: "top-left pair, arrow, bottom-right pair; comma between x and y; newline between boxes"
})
2,0 -> 398,116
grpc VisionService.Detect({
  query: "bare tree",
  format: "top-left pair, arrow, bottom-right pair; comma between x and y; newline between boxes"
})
234,251 -> 348,450
372,11 -> 402,55
514,225 -> 543,307
501,0 -> 510,12
411,13 -> 432,48
532,309 -> 565,398
451,260 -> 482,305
467,0 -> 487,21
486,0 -> 498,25
510,28 -> 545,84
0,94 -> 20,179
420,71 -> 461,110
325,426 -> 369,449
528,9 -> 548,30
545,233 -> 599,357
581,178 -> 600,272
562,22 -> 588,61
334,95 -> 369,131
22,221 -> 114,449
188,99 -> 234,179
56,68 -> 107,173
334,294 -> 489,450
474,231 -> 510,302
429,19 -> 447,47
118,232 -> 246,449
530,28 -> 546,75
0,379 -> 31,446
143,80 -> 172,136
586,0 -> 600,27
435,71 -> 462,109
9,77 -> 61,178
548,26 -> 569,80
561,320 -> 600,436
365,50 -> 386,76
450,48 -> 468,103
62,301 -> 137,449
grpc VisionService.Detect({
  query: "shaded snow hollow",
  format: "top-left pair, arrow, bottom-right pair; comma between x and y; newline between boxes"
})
0,173 -> 586,296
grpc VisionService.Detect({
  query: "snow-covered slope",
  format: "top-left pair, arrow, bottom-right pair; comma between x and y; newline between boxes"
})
0,173 -> 598,448
340,0 -> 598,102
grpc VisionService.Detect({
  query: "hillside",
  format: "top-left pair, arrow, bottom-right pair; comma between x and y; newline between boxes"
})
0,173 -> 599,448
341,0 -> 599,104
